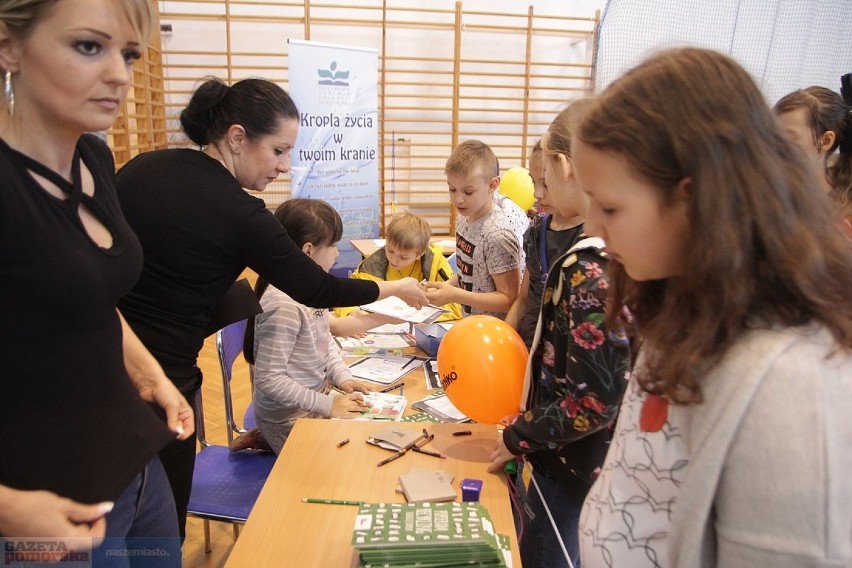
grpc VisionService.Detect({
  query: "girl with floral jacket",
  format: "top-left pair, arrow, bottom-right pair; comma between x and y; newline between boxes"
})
488,102 -> 631,568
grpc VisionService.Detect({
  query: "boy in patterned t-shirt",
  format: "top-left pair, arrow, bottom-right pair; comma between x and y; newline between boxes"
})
424,140 -> 522,319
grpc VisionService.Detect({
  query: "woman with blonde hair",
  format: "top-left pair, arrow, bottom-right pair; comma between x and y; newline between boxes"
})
0,0 -> 191,562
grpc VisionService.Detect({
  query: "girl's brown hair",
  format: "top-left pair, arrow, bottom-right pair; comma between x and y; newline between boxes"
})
540,98 -> 591,157
577,47 -> 852,403
774,85 -> 852,219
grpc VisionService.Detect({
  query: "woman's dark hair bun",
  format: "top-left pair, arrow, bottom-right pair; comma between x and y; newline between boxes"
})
180,77 -> 229,146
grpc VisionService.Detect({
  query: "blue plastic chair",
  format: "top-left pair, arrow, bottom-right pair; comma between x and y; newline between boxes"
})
216,319 -> 256,443
187,386 -> 276,552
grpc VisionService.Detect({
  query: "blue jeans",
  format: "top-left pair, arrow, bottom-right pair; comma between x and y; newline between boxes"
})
520,471 -> 583,568
92,457 -> 181,568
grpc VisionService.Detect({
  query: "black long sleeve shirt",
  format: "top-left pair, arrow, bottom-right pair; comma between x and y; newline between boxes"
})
0,135 -> 173,502
116,149 -> 378,392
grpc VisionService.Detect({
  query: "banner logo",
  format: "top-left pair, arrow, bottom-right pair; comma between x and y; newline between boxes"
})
317,61 -> 350,86
317,61 -> 352,105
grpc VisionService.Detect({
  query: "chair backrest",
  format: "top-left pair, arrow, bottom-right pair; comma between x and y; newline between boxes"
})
217,318 -> 247,385
193,389 -> 210,447
216,319 -> 249,444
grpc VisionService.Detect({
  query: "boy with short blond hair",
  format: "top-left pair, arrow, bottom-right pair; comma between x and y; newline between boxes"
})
385,212 -> 431,253
334,212 -> 462,323
424,140 -> 523,318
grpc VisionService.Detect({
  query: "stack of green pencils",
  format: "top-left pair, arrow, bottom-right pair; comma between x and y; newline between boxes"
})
351,501 -> 509,567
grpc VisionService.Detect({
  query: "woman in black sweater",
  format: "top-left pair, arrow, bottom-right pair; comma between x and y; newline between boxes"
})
0,0 -> 191,561
116,77 -> 427,537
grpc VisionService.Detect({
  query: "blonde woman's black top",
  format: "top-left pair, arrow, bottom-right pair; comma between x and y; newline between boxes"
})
0,135 -> 174,503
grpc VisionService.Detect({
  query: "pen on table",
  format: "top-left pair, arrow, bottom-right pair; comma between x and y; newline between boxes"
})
379,382 -> 404,393
336,438 -> 350,448
375,451 -> 406,467
301,498 -> 363,506
376,429 -> 429,467
401,356 -> 418,370
411,433 -> 444,458
412,446 -> 447,459
452,430 -> 472,436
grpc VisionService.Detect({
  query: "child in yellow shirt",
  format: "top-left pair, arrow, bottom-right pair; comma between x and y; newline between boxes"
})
334,212 -> 462,325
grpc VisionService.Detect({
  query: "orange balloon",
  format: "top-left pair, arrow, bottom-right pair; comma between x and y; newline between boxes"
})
436,315 -> 529,424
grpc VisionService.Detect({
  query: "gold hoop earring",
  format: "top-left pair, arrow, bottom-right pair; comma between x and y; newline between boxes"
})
4,71 -> 14,116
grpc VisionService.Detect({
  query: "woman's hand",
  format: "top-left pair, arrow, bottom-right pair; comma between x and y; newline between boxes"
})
330,392 -> 370,418
137,378 -> 195,441
339,379 -> 377,393
486,434 -> 517,473
378,277 -> 429,309
0,485 -> 111,546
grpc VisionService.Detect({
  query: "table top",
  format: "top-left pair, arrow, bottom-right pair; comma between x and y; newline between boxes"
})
350,236 -> 456,258
224,420 -> 520,568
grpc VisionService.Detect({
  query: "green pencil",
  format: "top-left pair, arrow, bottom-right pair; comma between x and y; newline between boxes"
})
301,498 -> 364,506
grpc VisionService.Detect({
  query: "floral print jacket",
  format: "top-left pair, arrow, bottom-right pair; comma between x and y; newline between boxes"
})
502,243 -> 631,493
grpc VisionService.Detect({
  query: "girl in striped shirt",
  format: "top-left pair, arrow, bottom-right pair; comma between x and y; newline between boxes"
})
249,199 -> 375,454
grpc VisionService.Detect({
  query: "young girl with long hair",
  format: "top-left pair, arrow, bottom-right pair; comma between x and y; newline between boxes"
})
488,102 -> 630,568
574,48 -> 852,568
